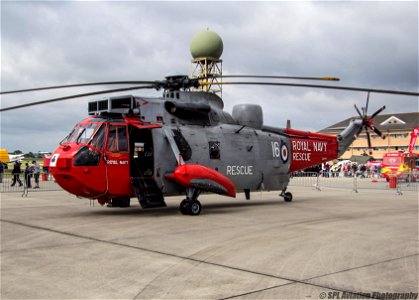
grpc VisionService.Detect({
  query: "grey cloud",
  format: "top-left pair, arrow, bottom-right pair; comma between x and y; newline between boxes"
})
1,1 -> 417,152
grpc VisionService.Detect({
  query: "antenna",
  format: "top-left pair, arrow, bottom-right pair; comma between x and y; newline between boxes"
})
189,29 -> 223,96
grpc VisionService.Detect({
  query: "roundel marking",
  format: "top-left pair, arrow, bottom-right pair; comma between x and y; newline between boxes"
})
280,141 -> 288,163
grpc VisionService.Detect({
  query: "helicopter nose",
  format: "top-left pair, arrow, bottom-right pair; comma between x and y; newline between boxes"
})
50,145 -> 104,198
50,147 -> 79,191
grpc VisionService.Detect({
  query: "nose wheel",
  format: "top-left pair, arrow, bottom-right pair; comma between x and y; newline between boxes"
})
179,188 -> 202,215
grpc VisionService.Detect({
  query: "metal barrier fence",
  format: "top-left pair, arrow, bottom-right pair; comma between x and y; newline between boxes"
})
1,170 -> 417,197
290,171 -> 418,194
0,172 -> 62,196
396,176 -> 418,194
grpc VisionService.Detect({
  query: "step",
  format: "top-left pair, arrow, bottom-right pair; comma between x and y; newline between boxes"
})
131,177 -> 166,209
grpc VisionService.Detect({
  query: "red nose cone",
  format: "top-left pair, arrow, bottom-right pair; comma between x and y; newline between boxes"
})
49,144 -> 106,199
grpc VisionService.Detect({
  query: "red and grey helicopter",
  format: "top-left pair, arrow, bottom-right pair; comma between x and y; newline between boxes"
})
1,75 -> 418,215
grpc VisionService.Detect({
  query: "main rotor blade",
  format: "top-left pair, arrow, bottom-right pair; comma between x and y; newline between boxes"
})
0,81 -> 158,95
203,81 -> 419,97
209,75 -> 340,81
0,85 -> 156,112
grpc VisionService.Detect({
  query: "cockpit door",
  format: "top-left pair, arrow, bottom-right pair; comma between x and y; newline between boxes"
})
71,123 -> 107,198
104,124 -> 132,195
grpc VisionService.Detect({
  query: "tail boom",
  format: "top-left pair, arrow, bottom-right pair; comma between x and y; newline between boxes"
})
285,128 -> 338,173
285,119 -> 364,173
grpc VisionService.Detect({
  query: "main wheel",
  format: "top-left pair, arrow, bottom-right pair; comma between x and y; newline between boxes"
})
188,200 -> 202,216
110,197 -> 130,207
179,199 -> 190,215
284,192 -> 293,202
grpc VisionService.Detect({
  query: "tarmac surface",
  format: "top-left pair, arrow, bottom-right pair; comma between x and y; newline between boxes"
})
1,186 -> 418,299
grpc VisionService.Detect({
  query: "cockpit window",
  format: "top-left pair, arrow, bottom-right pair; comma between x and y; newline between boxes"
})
64,125 -> 82,143
106,125 -> 128,152
62,123 -> 100,144
74,146 -> 101,166
76,123 -> 98,144
89,124 -> 106,150
60,127 -> 75,144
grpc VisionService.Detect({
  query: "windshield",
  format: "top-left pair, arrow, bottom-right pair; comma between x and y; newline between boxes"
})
77,123 -> 98,144
60,125 -> 81,144
61,123 -> 100,144
69,125 -> 83,143
383,156 -> 402,166
89,124 -> 106,150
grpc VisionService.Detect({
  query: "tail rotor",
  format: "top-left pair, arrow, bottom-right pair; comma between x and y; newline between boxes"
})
354,92 -> 386,154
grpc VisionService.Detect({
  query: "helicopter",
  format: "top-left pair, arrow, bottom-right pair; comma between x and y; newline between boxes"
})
1,75 -> 418,215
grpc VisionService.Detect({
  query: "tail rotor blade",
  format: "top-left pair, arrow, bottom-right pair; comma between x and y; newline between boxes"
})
366,128 -> 372,149
354,104 -> 363,119
371,105 -> 386,119
371,126 -> 385,139
352,97 -> 387,153
365,92 -> 370,115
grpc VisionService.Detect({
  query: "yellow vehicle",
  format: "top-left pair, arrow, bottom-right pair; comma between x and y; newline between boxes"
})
381,152 -> 418,181
0,149 -> 10,163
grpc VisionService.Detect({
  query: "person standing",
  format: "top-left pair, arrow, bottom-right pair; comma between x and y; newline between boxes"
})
24,162 -> 33,188
32,160 -> 40,188
11,161 -> 23,187
0,161 -> 3,183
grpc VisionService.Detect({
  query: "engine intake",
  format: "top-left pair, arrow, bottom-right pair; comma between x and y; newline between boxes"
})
232,104 -> 263,129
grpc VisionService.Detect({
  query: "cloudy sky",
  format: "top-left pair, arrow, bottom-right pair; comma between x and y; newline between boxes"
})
1,1 -> 418,153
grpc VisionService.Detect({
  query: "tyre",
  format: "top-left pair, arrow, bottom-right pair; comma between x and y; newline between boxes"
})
179,199 -> 190,215
284,192 -> 293,202
111,197 -> 130,207
188,200 -> 202,216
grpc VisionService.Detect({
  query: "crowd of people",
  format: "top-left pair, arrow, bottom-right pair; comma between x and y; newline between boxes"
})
1,160 -> 41,188
293,161 -> 383,178
322,161 -> 382,178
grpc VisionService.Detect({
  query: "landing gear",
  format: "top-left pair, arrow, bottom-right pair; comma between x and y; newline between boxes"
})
284,192 -> 293,202
179,189 -> 202,216
108,197 -> 131,207
179,199 -> 202,215
180,199 -> 189,215
280,190 -> 293,202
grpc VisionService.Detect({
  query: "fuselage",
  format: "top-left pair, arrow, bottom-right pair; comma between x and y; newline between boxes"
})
49,91 -> 356,204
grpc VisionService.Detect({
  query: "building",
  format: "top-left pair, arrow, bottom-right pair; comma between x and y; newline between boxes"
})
319,112 -> 418,160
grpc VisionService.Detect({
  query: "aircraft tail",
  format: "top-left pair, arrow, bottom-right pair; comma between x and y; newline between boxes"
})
337,94 -> 386,156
